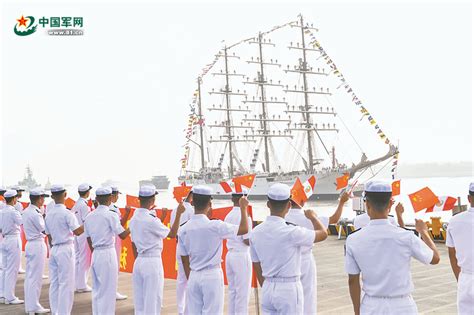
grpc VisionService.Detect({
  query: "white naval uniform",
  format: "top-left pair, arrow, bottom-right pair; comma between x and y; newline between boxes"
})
0,205 -> 22,302
345,219 -> 433,315
109,204 -> 123,271
446,207 -> 474,315
14,201 -> 26,273
129,208 -> 170,315
72,198 -> 92,290
353,212 -> 398,230
45,203 -> 80,315
0,200 -> 5,299
84,205 -> 125,315
177,214 -> 239,315
22,204 -> 47,312
285,208 -> 330,315
170,201 -> 194,315
224,206 -> 253,315
250,215 -> 315,315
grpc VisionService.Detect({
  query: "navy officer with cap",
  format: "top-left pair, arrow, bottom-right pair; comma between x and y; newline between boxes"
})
345,180 -> 440,315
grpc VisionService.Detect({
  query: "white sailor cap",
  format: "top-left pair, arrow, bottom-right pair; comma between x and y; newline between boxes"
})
96,186 -> 112,196
50,184 -> 66,193
11,185 -> 25,192
139,185 -> 158,197
268,183 -> 291,201
4,189 -> 17,198
364,180 -> 392,193
30,188 -> 50,197
0,186 -> 6,192
78,183 -> 92,192
192,185 -> 213,196
111,186 -> 121,194
469,182 -> 474,193
232,187 -> 249,196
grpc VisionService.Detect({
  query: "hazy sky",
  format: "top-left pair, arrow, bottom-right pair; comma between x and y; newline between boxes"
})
1,0 -> 472,187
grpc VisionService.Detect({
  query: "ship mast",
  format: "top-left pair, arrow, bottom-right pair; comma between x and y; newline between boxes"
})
197,77 -> 205,170
285,15 -> 337,173
243,33 -> 291,173
208,47 -> 250,178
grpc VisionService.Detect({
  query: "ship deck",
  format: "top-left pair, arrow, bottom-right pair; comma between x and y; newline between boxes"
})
2,236 -> 457,314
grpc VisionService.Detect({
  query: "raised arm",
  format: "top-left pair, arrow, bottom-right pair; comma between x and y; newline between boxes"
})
304,210 -> 328,242
395,202 -> 405,228
329,192 -> 349,224
415,219 -> 440,265
167,203 -> 186,238
121,206 -> 132,227
237,196 -> 249,236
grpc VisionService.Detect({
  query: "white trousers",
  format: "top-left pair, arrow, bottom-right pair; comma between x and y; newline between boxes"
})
91,247 -> 117,315
24,240 -> 47,312
301,254 -> 317,315
261,279 -> 303,315
0,236 -> 4,298
176,255 -> 188,315
187,267 -> 224,315
49,243 -> 75,315
2,235 -> 21,301
115,236 -> 122,271
458,271 -> 474,315
226,250 -> 252,315
133,256 -> 165,315
360,294 -> 418,315
74,233 -> 91,290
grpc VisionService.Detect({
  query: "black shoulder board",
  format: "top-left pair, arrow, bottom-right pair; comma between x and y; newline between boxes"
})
347,228 -> 361,237
35,209 -> 41,214
180,220 -> 188,227
286,222 -> 297,226
149,213 -> 156,218
388,214 -> 394,217
400,227 -> 419,236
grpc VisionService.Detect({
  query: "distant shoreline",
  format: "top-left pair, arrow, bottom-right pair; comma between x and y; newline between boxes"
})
396,161 -> 473,178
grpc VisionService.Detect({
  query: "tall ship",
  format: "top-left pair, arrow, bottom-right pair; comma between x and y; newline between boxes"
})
179,15 -> 398,200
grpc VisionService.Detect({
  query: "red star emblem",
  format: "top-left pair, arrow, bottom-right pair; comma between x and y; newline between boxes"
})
17,15 -> 28,27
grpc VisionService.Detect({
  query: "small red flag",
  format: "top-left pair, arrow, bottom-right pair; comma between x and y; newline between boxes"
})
426,196 -> 457,213
336,173 -> 350,190
233,174 -> 256,193
65,198 -> 76,210
173,185 -> 192,203
126,195 -> 141,208
392,180 -> 401,196
220,180 -> 234,193
291,178 -> 308,207
408,187 -> 439,212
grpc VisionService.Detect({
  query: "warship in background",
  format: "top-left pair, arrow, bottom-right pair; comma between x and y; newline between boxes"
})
17,165 -> 40,190
139,175 -> 171,190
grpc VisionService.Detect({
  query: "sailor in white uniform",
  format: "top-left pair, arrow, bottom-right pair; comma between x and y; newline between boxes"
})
129,185 -> 185,315
223,188 -> 253,315
109,185 -> 131,300
353,199 -> 405,230
170,190 -> 194,315
11,185 -> 26,274
178,185 -> 249,315
0,186 -> 6,303
45,184 -> 84,315
0,189 -> 24,305
250,183 -> 327,314
22,188 -> 50,314
446,182 -> 474,315
72,183 -> 93,293
285,191 -> 349,315
345,180 -> 440,315
84,187 -> 130,315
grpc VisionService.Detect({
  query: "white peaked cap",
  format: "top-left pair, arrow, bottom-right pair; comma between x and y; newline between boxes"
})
364,180 -> 392,193
50,184 -> 66,193
4,189 -> 17,198
268,183 -> 291,201
78,183 -> 92,192
192,185 -> 213,196
96,186 -> 112,196
139,185 -> 158,197
30,188 -> 50,197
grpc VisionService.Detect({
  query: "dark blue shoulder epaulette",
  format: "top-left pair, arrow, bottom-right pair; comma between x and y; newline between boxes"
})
286,222 -> 297,226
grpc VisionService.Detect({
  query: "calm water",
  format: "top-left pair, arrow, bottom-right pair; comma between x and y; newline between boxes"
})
30,176 -> 472,224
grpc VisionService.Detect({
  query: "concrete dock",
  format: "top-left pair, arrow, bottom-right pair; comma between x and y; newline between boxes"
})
1,236 -> 458,314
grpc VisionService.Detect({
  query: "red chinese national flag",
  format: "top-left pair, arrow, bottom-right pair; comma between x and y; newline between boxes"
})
0,195 -> 4,202
291,178 -> 308,207
426,196 -> 457,213
65,198 -> 75,210
408,187 -> 439,212
173,185 -> 192,203
336,173 -> 350,190
232,174 -> 256,193
126,195 -> 141,208
392,180 -> 401,196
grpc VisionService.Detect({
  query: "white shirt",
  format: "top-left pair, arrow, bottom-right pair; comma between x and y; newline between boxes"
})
72,198 -> 91,225
224,206 -> 253,252
45,200 -> 55,215
177,214 -> 238,271
129,207 -> 170,256
14,201 -> 25,213
109,204 -> 121,219
250,215 -> 315,278
84,205 -> 125,249
0,205 -> 22,236
446,207 -> 474,273
170,201 -> 194,226
353,212 -> 398,230
345,219 -> 433,297
285,208 -> 329,256
22,204 -> 46,241
45,203 -> 80,246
